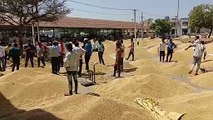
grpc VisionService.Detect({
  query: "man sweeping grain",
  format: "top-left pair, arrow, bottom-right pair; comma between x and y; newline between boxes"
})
126,38 -> 134,61
185,36 -> 206,76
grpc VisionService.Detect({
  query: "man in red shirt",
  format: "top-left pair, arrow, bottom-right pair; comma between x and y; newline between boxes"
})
113,42 -> 123,78
59,39 -> 65,67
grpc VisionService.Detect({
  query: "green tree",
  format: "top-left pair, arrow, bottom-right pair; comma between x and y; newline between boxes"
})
189,4 -> 213,38
0,0 -> 70,48
152,19 -> 172,37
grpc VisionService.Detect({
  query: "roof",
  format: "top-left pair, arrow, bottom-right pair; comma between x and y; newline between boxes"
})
39,17 -> 141,29
0,17 -> 144,29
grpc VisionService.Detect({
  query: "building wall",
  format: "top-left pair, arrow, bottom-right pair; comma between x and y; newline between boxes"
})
171,18 -> 190,36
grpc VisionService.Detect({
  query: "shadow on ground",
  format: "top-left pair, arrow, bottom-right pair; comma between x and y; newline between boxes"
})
0,92 -> 61,120
123,67 -> 137,73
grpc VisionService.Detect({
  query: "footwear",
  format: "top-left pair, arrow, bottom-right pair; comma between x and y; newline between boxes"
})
188,70 -> 193,74
64,93 -> 72,96
194,73 -> 199,76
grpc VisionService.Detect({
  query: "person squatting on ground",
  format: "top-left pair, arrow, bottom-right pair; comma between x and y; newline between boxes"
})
37,42 -> 46,67
73,41 -> 86,77
185,36 -> 206,76
84,38 -> 93,72
64,43 -> 80,96
158,38 -> 166,62
24,40 -> 36,68
48,41 -> 61,74
126,38 -> 134,61
97,39 -> 105,65
166,38 -> 176,62
0,45 -> 5,71
9,43 -> 21,72
113,42 -> 123,77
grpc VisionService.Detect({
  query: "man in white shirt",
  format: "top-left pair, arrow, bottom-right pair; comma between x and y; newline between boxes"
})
48,41 -> 61,74
0,45 -> 5,71
64,43 -> 85,96
73,41 -> 86,77
185,36 -> 205,76
158,38 -> 166,62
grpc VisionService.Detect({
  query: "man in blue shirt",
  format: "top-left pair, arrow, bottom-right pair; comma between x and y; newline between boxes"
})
84,38 -> 92,72
166,38 -> 176,62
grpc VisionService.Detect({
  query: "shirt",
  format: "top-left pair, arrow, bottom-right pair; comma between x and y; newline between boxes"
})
37,46 -> 44,57
93,41 -> 98,51
121,44 -> 125,58
73,46 -> 86,59
159,42 -> 166,52
130,42 -> 134,52
98,43 -> 105,52
64,51 -> 79,71
193,43 -> 205,58
85,43 -> 92,55
24,44 -> 36,56
9,47 -> 21,59
116,48 -> 123,64
48,45 -> 61,57
59,41 -> 65,54
5,46 -> 12,54
192,39 -> 200,50
0,46 -> 5,57
167,41 -> 176,50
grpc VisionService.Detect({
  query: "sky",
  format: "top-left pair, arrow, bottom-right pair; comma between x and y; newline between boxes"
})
66,0 -> 213,22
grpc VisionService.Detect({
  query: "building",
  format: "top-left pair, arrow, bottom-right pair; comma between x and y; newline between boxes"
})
0,17 -> 142,42
171,17 -> 190,36
170,17 -> 210,36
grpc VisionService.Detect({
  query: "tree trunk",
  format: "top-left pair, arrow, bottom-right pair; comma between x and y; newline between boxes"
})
208,28 -> 213,38
18,26 -> 24,57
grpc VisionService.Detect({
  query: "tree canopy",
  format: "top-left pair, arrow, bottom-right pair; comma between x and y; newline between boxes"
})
0,0 -> 70,26
189,4 -> 213,38
0,0 -> 70,47
151,19 -> 172,37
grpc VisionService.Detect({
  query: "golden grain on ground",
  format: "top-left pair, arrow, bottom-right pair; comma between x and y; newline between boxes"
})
0,38 -> 213,120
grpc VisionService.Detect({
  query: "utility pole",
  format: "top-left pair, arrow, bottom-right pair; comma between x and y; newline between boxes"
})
36,0 -> 40,42
134,9 -> 137,42
32,23 -> 35,46
141,12 -> 144,42
31,5 -> 35,46
175,0 -> 180,37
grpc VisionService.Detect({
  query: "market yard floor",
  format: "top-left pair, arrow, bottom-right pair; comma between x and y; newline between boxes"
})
0,38 -> 213,120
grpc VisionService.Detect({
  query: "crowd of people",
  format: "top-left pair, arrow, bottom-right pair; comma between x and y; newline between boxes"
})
0,37 -> 109,96
0,35 -> 208,96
